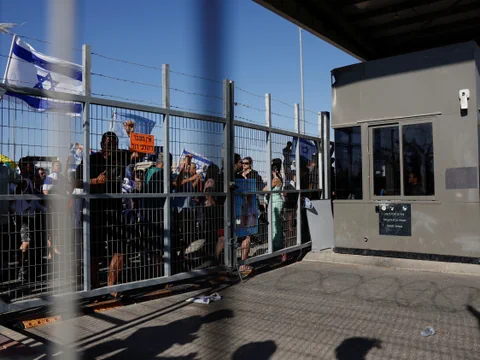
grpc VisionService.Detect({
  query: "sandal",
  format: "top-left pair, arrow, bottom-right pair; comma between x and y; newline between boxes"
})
239,265 -> 253,272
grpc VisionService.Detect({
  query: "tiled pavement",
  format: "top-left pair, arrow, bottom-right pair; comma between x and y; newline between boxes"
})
2,260 -> 480,359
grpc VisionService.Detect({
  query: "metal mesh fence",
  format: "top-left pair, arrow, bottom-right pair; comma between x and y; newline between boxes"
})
170,116 -> 225,274
0,94 -> 83,301
0,76 -> 325,308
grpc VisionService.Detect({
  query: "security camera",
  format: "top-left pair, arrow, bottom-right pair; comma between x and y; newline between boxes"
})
459,89 -> 470,110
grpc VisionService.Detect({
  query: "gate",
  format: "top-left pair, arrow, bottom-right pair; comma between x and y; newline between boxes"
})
0,45 -> 330,314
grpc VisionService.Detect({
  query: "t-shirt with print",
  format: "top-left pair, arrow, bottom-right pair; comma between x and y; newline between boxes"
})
75,150 -> 130,195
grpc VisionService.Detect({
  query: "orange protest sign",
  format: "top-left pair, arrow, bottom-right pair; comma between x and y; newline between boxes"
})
130,133 -> 155,154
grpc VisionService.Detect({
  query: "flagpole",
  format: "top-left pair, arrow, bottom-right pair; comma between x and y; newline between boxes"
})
3,34 -> 17,163
299,27 -> 305,135
2,34 -> 17,85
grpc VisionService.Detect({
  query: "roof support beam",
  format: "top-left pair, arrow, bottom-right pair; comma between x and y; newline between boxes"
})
339,0 -> 372,6
385,30 -> 480,56
377,15 -> 480,41
364,1 -> 480,32
348,0 -> 439,21
254,0 -> 480,60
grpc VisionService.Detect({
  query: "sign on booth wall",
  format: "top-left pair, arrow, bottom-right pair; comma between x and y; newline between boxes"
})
379,203 -> 412,236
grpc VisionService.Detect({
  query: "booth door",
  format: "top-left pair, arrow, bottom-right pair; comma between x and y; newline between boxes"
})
367,122 -> 435,244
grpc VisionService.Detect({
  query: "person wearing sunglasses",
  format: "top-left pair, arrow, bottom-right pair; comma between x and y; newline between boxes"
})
239,157 -> 252,178
235,157 -> 264,272
237,157 -> 262,184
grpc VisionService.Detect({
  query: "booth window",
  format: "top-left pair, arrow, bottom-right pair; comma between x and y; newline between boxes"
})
372,123 -> 434,197
403,123 -> 434,196
373,126 -> 401,196
334,127 -> 362,199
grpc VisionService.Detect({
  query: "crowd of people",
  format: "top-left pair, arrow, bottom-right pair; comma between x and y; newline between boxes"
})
0,122 -> 320,299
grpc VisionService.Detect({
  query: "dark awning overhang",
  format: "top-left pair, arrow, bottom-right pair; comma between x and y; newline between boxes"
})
254,0 -> 480,61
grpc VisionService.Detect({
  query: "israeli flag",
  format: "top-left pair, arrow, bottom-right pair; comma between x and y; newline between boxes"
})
66,142 -> 84,171
292,138 -> 317,161
2,35 -> 82,114
110,111 -> 157,149
177,149 -> 212,177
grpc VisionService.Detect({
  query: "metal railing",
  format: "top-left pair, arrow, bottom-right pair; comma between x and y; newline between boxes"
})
0,44 -> 330,313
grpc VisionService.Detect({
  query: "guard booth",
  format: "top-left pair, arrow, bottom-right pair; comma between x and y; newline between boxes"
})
332,41 -> 480,259
254,0 -> 480,259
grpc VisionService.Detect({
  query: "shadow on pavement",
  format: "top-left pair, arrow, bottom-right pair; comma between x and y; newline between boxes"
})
335,337 -> 382,360
79,309 -> 234,360
271,264 -> 480,314
467,305 -> 480,330
231,340 -> 277,360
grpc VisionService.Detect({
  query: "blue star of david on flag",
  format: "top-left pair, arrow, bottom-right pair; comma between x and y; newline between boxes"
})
3,36 -> 83,114
33,73 -> 59,91
291,137 -> 317,161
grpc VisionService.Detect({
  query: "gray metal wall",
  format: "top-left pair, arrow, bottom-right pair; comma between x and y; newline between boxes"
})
331,41 -> 480,257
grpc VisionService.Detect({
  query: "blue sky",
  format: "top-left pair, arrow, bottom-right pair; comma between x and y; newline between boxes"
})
0,0 -> 357,171
0,0 -> 357,133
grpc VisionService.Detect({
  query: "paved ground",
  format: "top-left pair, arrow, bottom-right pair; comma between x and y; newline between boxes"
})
3,260 -> 480,359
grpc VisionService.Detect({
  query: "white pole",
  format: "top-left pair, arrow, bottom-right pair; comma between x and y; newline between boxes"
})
266,93 -> 272,254
49,1 -> 77,358
3,35 -> 17,163
162,64 -> 171,277
322,112 -> 331,199
299,27 -> 305,135
294,104 -> 302,245
2,34 -> 16,85
82,44 -> 91,292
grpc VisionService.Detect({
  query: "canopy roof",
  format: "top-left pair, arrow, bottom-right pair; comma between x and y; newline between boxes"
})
254,0 -> 480,60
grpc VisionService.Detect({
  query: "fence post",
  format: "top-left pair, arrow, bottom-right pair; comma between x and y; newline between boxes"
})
224,79 -> 235,269
295,104 -> 302,246
321,111 -> 331,200
82,44 -> 91,292
266,94 -> 273,254
318,112 -> 324,198
162,64 -> 171,277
